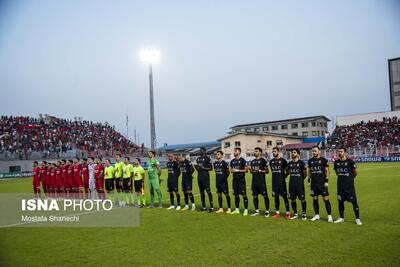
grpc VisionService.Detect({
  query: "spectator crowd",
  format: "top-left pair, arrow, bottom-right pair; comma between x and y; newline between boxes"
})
328,116 -> 400,149
0,115 -> 140,158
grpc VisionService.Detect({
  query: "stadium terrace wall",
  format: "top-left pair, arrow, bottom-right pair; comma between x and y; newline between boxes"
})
0,159 -> 170,175
355,156 -> 400,163
336,111 -> 400,126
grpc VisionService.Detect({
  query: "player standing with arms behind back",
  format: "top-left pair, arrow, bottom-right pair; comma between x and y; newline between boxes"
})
334,147 -> 362,225
32,161 -> 41,198
178,155 -> 196,211
166,153 -> 181,210
287,149 -> 308,220
308,146 -> 333,222
195,148 -> 214,212
249,147 -> 270,217
214,150 -> 231,214
230,147 -> 249,216
270,147 -> 290,219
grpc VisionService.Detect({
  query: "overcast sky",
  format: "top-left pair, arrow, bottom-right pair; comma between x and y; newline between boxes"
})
0,0 -> 399,147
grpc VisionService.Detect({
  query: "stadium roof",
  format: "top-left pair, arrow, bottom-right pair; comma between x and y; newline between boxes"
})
159,141 -> 220,151
281,142 -> 319,150
217,132 -> 304,141
230,115 -> 330,129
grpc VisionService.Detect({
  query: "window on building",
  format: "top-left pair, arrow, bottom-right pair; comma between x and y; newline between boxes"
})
272,125 -> 278,131
319,122 -> 324,127
324,122 -> 328,127
291,123 -> 298,129
276,140 -> 283,146
312,122 -> 316,127
263,126 -> 269,131
281,124 -> 288,130
312,131 -> 317,136
234,141 -> 241,147
224,142 -> 230,148
301,122 -> 309,127
292,132 -> 298,136
266,140 -> 272,147
302,131 -> 308,137
224,153 -> 230,160
257,139 -> 261,143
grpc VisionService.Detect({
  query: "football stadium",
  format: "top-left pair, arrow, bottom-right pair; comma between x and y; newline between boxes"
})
1,1 -> 400,267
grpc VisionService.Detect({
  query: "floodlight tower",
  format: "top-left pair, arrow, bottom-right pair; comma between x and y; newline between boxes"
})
140,49 -> 160,150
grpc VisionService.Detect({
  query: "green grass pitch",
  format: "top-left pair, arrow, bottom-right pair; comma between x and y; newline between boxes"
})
0,162 -> 399,266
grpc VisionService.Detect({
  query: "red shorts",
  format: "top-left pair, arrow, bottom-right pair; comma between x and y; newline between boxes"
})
41,178 -> 47,188
66,178 -> 74,190
75,176 -> 83,188
56,178 -> 63,190
95,178 -> 104,191
33,178 -> 40,189
83,176 -> 89,189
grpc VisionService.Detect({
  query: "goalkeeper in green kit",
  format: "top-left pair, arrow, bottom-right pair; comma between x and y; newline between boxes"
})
147,150 -> 163,208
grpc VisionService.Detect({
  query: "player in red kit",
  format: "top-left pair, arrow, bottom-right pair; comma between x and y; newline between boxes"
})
49,163 -> 56,198
73,158 -> 84,198
61,160 -> 68,198
46,165 -> 51,195
66,160 -> 74,198
55,161 -> 63,199
40,161 -> 48,197
94,157 -> 105,199
81,158 -> 90,196
32,161 -> 41,198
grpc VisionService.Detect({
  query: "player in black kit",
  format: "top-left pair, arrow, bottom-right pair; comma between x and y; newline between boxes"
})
249,147 -> 270,217
214,150 -> 231,214
308,146 -> 333,222
178,155 -> 196,211
195,147 -> 214,212
333,147 -> 362,225
287,149 -> 307,220
230,147 -> 249,216
270,147 -> 291,220
166,153 -> 181,210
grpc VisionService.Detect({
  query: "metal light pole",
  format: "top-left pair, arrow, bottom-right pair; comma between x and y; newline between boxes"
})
148,63 -> 156,150
140,49 -> 160,150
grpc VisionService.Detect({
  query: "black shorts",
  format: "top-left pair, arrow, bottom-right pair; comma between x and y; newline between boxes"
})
134,179 -> 144,193
310,183 -> 329,197
272,176 -> 287,197
167,176 -> 178,192
288,178 -> 305,200
197,175 -> 211,192
182,176 -> 193,191
123,178 -> 132,192
216,178 -> 229,194
232,178 -> 246,195
105,178 -> 114,191
115,178 -> 123,191
251,177 -> 267,196
337,186 -> 357,202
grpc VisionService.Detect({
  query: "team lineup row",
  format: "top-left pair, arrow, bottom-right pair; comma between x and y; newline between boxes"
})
31,146 -> 362,225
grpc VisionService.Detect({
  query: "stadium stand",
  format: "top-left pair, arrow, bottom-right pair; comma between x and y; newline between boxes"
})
328,116 -> 400,149
0,115 -> 141,160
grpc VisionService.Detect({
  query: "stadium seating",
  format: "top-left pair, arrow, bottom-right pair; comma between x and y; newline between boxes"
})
0,115 -> 141,159
328,116 -> 400,149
